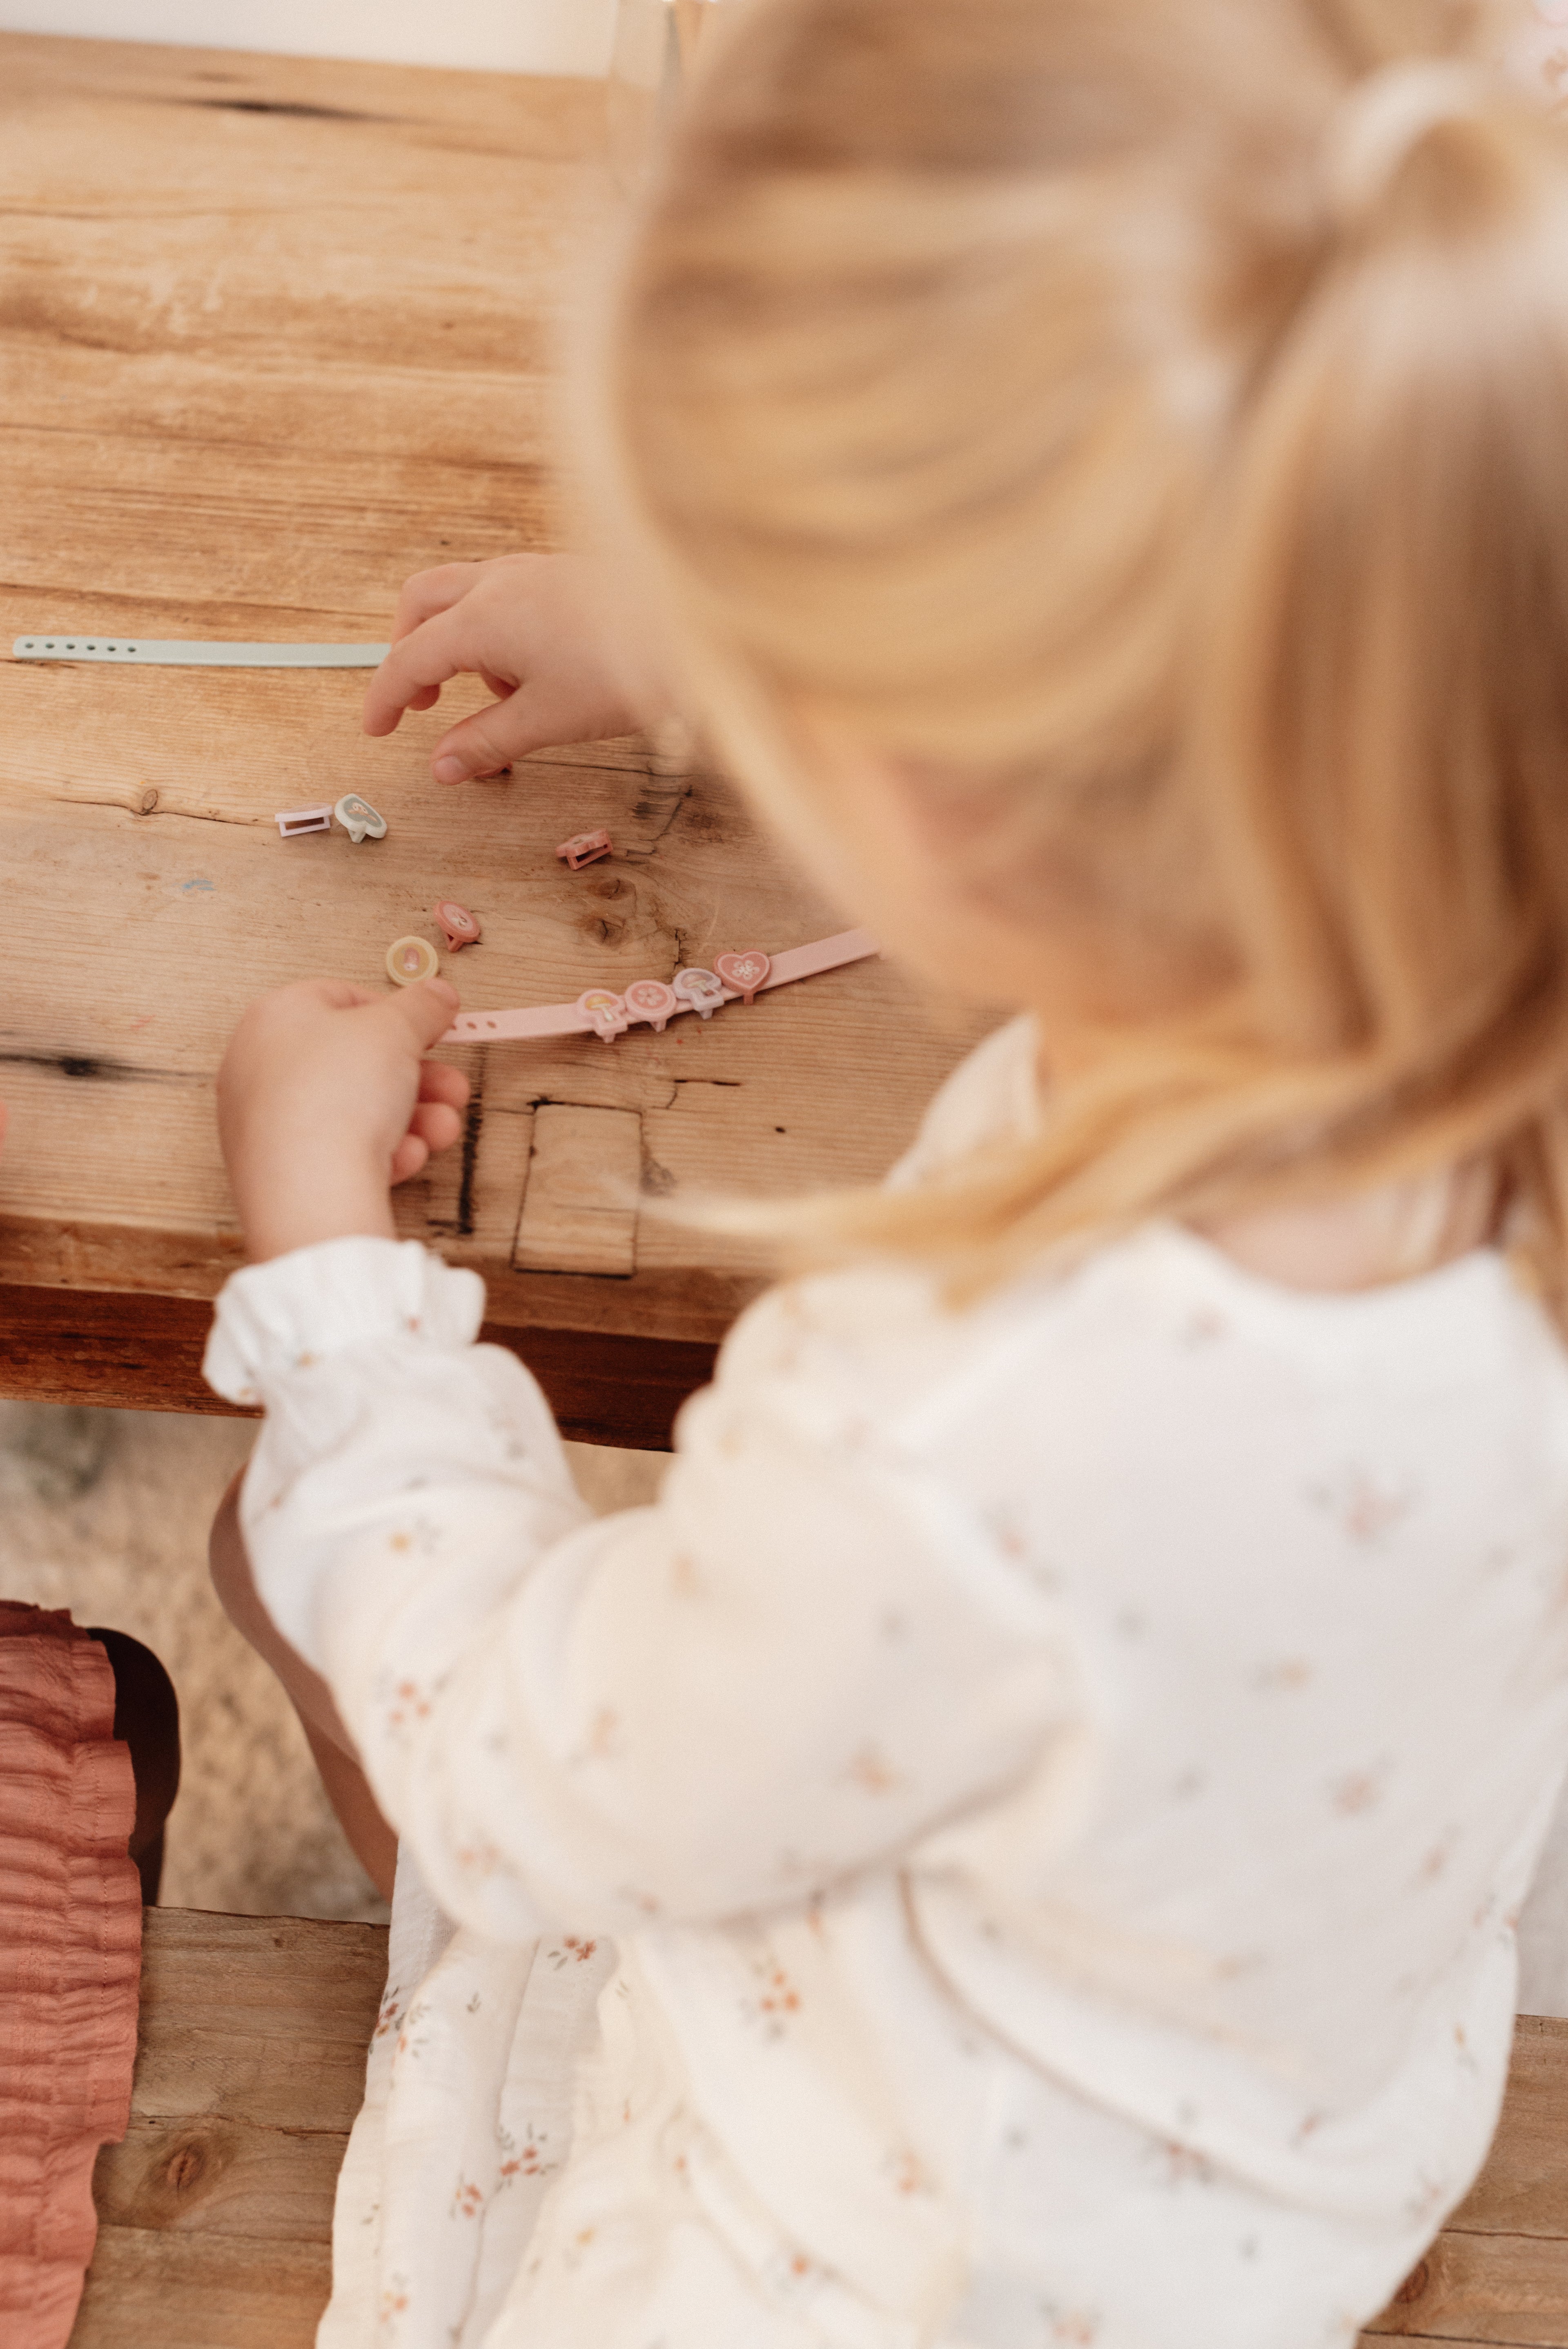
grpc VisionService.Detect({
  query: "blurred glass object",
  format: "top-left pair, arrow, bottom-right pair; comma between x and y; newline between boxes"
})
608,0 -> 725,194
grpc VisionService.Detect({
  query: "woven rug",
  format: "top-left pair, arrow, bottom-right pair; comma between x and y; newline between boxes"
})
0,1603 -> 141,2349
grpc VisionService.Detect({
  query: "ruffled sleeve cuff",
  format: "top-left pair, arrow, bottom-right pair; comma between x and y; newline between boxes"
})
203,1237 -> 487,1407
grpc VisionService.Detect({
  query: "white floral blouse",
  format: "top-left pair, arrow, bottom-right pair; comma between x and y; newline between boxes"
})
205,1006 -> 1568,2349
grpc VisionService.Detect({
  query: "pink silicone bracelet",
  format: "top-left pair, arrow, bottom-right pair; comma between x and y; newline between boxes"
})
439,928 -> 878,1046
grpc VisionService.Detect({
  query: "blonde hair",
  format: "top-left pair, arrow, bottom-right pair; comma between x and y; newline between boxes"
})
599,0 -> 1568,1312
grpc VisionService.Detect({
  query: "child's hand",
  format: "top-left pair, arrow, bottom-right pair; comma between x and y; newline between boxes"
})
217,979 -> 470,1264
362,553 -> 660,784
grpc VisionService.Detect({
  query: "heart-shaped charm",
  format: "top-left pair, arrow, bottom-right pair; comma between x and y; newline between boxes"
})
714,950 -> 771,1005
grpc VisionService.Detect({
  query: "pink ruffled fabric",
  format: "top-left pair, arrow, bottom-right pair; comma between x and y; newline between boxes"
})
0,1605 -> 142,2349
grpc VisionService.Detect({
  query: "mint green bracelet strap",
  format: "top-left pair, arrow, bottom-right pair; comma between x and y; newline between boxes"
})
13,636 -> 389,667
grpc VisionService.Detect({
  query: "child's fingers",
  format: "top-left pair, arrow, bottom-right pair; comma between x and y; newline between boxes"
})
389,1132 -> 431,1185
318,979 -> 383,1008
429,680 -> 598,782
363,608 -> 493,739
382,976 -> 462,1054
407,1099 -> 463,1155
389,561 -> 484,644
418,1060 -> 471,1113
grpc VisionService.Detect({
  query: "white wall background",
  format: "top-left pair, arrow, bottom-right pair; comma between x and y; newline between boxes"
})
0,0 -> 619,78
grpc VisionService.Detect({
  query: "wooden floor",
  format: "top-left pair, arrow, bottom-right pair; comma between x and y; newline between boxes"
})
71,1911 -> 1568,2349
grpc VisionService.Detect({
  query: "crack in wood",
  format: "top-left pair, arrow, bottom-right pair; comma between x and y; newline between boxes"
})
456,1082 -> 485,1240
0,1048 -> 203,1085
178,97 -> 399,124
49,793 -> 261,827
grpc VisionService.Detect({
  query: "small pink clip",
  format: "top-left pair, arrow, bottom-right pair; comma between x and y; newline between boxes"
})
577,986 -> 630,1042
434,900 -> 481,951
673,967 -> 726,1019
714,950 -> 771,1006
557,829 -> 613,871
624,977 -> 679,1032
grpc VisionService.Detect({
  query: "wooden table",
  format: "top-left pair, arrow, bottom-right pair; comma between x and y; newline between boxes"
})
0,34 -> 987,1449
73,1910 -> 1568,2349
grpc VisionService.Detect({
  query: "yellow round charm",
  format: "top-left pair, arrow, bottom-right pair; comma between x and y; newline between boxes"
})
386,935 -> 440,987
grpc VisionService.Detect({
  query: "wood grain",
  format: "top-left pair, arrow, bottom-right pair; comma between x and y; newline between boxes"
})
1361,2019 -> 1568,2349
70,2229 -> 333,2349
514,1103 -> 642,1275
72,1908 -> 388,2349
1363,2230 -> 1568,2345
0,31 -> 991,1437
0,1278 -> 717,1449
92,2116 -> 348,2244
1448,2018 -> 1568,2238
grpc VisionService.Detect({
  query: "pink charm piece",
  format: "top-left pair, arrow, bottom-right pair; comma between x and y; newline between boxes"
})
434,900 -> 481,951
624,978 -> 679,1032
714,949 -> 771,1005
673,967 -> 726,1019
557,829 -> 613,871
577,987 -> 630,1042
276,804 -> 332,837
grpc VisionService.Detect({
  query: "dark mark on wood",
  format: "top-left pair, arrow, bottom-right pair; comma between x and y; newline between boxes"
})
0,1050 -> 202,1086
180,98 -> 394,123
165,2139 -> 207,2194
457,1086 -> 485,1239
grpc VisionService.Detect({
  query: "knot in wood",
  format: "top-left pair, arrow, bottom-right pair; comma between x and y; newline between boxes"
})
164,2139 -> 206,2193
138,787 -> 159,814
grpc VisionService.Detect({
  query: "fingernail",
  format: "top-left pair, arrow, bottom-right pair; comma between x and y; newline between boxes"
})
434,756 -> 466,784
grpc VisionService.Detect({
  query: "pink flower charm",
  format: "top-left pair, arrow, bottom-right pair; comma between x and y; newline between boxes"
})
625,977 -> 679,1032
434,900 -> 481,951
673,967 -> 726,1018
577,987 -> 630,1042
715,949 -> 771,1005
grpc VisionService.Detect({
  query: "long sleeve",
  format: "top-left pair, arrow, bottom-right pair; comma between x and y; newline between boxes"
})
205,1239 -> 1075,1944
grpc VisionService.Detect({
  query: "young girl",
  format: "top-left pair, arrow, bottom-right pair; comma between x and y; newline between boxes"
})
206,2 -> 1568,2343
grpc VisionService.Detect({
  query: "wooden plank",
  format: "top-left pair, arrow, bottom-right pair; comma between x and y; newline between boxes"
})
71,2225 -> 331,2349
1448,2018 -> 1568,2239
128,1909 -> 386,2133
1362,2231 -> 1568,2345
0,30 -> 988,1433
0,1280 -> 718,1448
92,2115 -> 347,2243
1361,2018 -> 1568,2349
70,1909 -> 382,2349
513,1103 -> 642,1275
